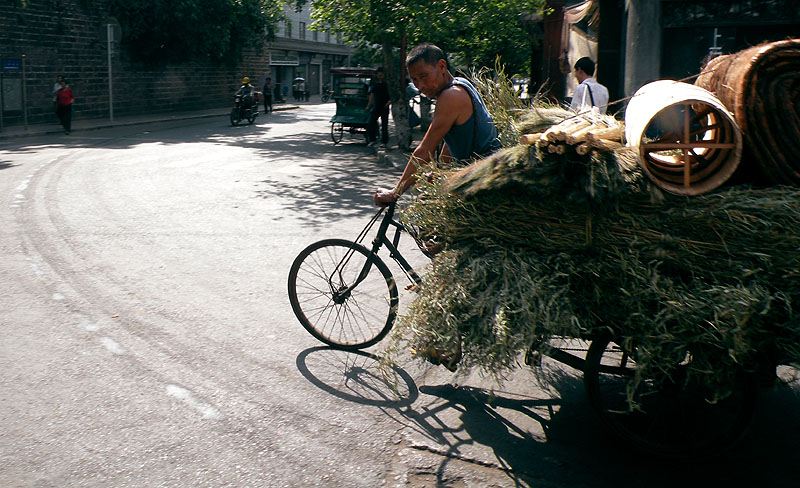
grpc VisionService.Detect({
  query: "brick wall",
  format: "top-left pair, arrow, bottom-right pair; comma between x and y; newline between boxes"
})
1,0 -> 271,126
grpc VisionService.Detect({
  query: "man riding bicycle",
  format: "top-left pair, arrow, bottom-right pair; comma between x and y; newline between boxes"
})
373,43 -> 501,207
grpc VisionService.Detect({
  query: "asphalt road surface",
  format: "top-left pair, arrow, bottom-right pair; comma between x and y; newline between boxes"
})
2,105 -> 800,487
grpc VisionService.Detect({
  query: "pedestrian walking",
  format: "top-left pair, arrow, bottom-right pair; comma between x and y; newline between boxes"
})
365,67 -> 390,147
52,75 -> 64,115
55,79 -> 74,134
570,57 -> 609,115
263,77 -> 273,114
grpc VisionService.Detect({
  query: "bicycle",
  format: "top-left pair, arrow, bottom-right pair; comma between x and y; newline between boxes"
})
287,202 -> 759,457
287,202 -> 430,350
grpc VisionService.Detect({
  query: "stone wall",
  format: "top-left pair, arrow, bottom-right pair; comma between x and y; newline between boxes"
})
0,0 -> 271,126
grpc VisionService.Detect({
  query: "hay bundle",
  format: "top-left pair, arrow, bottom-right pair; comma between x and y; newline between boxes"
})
392,106 -> 800,394
695,39 -> 800,185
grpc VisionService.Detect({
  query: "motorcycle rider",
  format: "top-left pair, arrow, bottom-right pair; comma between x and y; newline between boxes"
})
235,76 -> 255,110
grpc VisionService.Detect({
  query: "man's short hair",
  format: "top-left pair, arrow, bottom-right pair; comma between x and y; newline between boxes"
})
406,43 -> 446,67
574,57 -> 595,76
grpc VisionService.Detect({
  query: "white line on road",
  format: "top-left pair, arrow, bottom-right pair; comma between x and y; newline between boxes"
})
100,337 -> 126,355
165,384 -> 221,420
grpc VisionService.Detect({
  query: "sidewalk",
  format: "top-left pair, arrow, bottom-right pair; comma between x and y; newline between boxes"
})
0,102 -> 300,141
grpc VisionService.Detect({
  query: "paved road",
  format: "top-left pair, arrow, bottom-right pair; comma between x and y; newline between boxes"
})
1,105 -> 799,487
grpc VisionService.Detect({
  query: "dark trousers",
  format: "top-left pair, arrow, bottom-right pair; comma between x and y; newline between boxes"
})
263,95 -> 272,113
56,104 -> 72,132
367,105 -> 389,144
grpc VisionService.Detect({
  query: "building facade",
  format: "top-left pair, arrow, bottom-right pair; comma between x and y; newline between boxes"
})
0,0 -> 353,128
530,0 -> 800,109
265,3 -> 352,101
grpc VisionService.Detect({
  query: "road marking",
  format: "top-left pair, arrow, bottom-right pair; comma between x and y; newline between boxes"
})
166,384 -> 221,419
100,337 -> 126,355
78,315 -> 102,332
52,292 -> 65,301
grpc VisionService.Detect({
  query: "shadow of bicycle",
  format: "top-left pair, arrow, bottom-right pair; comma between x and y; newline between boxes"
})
296,346 -> 800,486
295,346 -> 419,408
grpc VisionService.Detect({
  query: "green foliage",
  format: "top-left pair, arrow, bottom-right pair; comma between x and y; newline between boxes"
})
108,0 -> 283,63
305,0 -> 545,75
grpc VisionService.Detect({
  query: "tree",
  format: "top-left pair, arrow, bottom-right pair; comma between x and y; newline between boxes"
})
304,0 -> 546,150
108,0 -> 284,63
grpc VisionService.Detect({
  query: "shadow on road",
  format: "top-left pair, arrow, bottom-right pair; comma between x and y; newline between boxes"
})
296,346 -> 418,408
296,346 -> 800,487
0,159 -> 19,170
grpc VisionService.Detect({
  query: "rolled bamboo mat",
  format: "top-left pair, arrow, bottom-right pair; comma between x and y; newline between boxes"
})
625,81 -> 742,196
695,39 -> 800,185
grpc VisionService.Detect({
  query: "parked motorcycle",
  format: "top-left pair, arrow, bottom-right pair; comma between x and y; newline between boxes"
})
230,93 -> 258,126
320,84 -> 333,103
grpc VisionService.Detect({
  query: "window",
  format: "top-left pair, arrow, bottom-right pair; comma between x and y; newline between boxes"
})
300,22 -> 306,40
284,20 -> 292,38
313,30 -> 318,42
326,30 -> 331,43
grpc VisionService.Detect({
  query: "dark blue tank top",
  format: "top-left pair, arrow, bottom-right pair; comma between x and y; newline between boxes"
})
442,77 -> 500,161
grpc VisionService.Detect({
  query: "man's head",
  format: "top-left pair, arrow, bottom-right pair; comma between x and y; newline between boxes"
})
375,66 -> 385,81
406,44 -> 450,99
573,57 -> 595,82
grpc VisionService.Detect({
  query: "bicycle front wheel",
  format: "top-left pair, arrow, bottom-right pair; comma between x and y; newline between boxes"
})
288,239 -> 398,349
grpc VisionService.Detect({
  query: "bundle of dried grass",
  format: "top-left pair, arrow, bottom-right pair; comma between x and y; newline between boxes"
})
389,104 -> 800,396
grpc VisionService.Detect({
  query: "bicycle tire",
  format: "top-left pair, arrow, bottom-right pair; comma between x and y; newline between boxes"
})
288,239 -> 398,349
583,335 -> 757,458
230,108 -> 241,126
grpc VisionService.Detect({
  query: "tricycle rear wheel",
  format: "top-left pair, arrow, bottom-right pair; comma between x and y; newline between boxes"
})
583,335 -> 757,458
331,122 -> 344,144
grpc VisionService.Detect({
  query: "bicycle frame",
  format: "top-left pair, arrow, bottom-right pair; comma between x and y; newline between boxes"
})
330,203 -> 424,302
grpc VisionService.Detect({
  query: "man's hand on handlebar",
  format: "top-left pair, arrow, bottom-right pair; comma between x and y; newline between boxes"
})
373,188 -> 399,207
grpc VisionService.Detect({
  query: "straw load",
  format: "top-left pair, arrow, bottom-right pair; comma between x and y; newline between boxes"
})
695,39 -> 800,185
389,91 -> 800,396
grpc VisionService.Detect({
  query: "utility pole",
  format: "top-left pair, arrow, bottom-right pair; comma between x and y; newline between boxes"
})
107,24 -> 114,122
22,54 -> 28,131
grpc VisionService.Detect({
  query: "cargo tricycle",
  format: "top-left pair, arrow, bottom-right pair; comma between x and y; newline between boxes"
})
288,202 -> 766,458
329,67 -> 375,144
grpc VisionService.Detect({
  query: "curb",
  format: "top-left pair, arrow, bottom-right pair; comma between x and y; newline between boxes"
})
0,104 -> 300,141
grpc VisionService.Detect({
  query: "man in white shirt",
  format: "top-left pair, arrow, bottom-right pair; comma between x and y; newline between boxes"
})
570,57 -> 609,115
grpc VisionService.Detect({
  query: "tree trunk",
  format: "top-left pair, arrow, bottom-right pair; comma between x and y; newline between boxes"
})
381,36 -> 411,151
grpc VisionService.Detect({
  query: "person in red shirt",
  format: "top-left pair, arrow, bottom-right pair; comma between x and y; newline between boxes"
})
55,80 -> 75,134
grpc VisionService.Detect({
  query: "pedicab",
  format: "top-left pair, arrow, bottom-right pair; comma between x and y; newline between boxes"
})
329,67 -> 375,144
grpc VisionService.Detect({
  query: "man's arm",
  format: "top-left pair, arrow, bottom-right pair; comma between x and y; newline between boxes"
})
374,87 -> 470,205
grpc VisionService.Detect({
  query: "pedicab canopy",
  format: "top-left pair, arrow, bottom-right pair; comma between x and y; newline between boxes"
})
330,67 -> 375,125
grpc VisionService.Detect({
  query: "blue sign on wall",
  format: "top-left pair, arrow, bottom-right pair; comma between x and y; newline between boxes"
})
2,59 -> 22,71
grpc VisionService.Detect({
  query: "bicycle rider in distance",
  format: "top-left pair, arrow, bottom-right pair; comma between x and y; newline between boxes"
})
373,43 -> 501,207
